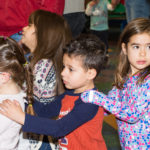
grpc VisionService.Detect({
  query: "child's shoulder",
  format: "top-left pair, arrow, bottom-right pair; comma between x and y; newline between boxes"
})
36,59 -> 53,65
140,74 -> 150,89
144,74 -> 150,82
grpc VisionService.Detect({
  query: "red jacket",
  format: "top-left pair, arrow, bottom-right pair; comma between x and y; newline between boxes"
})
0,0 -> 65,36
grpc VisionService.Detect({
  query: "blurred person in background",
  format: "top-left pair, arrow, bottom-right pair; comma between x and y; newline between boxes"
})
0,0 -> 65,42
63,0 -> 86,38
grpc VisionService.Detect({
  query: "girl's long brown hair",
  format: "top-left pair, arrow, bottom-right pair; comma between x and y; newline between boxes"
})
0,37 -> 33,110
114,18 -> 150,89
29,10 -> 71,94
26,10 -> 72,114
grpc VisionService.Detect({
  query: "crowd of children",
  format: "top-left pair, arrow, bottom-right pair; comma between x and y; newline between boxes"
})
0,3 -> 149,150
0,34 -> 108,150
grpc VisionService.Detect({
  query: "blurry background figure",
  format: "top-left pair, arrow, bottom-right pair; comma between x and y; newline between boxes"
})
0,0 -> 65,63
63,0 -> 86,38
125,0 -> 150,23
0,0 -> 65,42
85,0 -> 115,51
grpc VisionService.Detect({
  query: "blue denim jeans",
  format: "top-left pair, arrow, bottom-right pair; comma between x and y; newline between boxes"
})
125,0 -> 150,22
63,12 -> 86,38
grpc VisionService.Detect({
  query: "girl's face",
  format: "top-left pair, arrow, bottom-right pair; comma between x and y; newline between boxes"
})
122,33 -> 150,75
21,24 -> 37,53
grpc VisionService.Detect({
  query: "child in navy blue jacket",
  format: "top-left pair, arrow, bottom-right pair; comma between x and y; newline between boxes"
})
0,34 -> 108,150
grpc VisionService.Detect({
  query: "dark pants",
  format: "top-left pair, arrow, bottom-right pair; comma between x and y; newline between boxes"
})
90,29 -> 109,50
63,12 -> 86,38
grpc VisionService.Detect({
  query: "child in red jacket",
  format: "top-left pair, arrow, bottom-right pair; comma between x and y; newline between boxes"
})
0,34 -> 108,150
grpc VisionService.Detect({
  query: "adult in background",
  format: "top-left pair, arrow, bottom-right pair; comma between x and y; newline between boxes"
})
63,0 -> 86,38
125,0 -> 150,23
114,0 -> 150,23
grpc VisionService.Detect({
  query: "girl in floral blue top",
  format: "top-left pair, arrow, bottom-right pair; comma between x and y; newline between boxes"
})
81,18 -> 150,150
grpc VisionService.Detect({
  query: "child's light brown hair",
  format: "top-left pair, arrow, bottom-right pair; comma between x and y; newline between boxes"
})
0,36 -> 33,109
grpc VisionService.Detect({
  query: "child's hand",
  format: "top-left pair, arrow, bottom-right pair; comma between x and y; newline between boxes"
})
89,1 -> 98,7
0,99 -> 25,125
107,3 -> 115,11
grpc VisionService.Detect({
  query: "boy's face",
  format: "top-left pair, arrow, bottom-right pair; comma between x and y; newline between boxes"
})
61,54 -> 95,93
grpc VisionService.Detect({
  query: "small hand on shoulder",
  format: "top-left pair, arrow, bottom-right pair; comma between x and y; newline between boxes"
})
0,99 -> 25,125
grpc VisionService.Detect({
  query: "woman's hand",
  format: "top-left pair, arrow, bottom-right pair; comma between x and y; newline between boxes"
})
0,99 -> 25,125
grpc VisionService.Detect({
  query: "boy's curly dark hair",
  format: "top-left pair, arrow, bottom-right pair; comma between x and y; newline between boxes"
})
63,34 -> 108,77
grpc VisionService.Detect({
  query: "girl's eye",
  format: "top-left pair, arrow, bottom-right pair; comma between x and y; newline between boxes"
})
146,45 -> 150,50
133,45 -> 139,49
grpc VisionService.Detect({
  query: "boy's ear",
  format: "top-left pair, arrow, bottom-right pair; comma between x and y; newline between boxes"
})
121,43 -> 127,55
87,68 -> 97,80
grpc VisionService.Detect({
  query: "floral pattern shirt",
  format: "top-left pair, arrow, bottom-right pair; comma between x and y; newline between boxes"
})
33,59 -> 56,104
81,74 -> 150,150
30,59 -> 57,149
